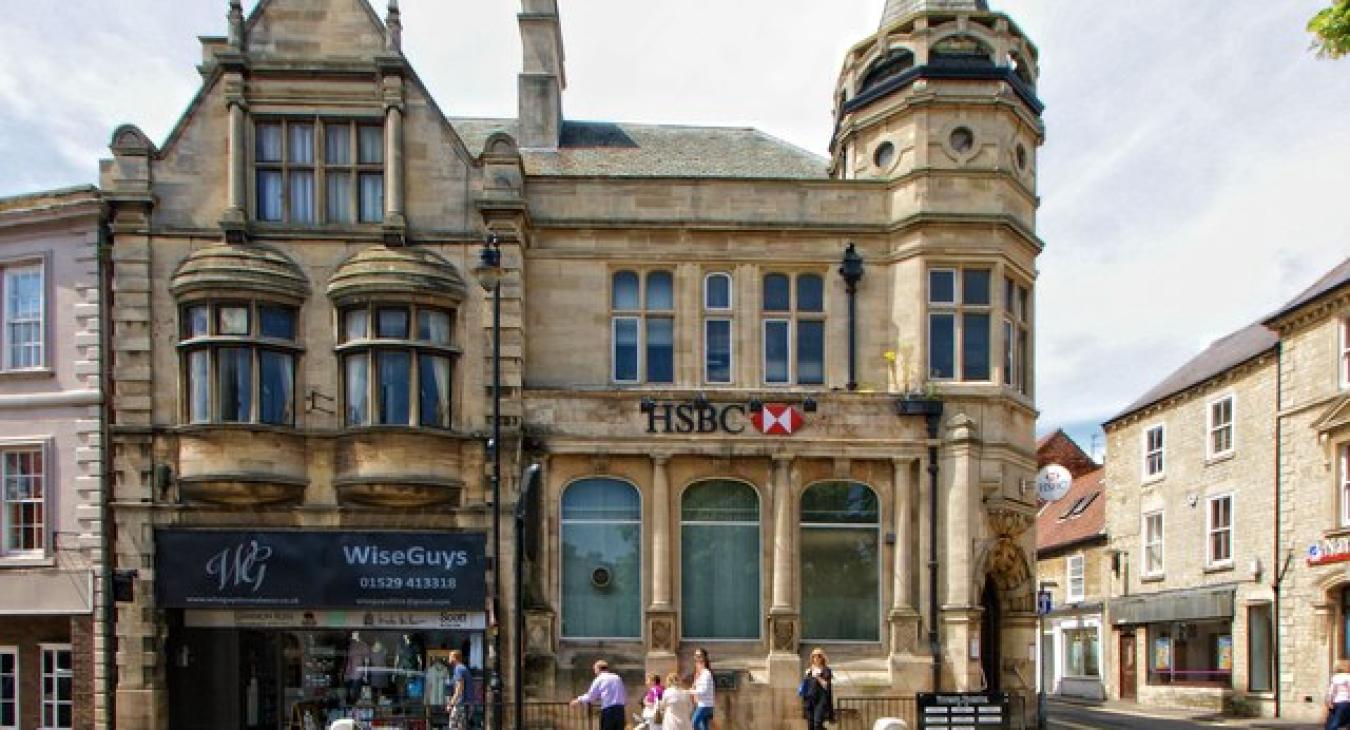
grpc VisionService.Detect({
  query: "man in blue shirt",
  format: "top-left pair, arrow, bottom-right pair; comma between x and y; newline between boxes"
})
570,659 -> 627,730
446,650 -> 473,730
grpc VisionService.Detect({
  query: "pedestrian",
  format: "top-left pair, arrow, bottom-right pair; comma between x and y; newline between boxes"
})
445,650 -> 473,730
571,659 -> 628,730
800,648 -> 834,730
1327,658 -> 1350,730
641,673 -> 666,730
691,647 -> 716,730
660,672 -> 694,730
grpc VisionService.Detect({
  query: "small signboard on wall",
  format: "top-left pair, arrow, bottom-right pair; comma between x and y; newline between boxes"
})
918,692 -> 1008,730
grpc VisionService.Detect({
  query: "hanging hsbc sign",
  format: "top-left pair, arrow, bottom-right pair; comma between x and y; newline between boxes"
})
643,401 -> 806,436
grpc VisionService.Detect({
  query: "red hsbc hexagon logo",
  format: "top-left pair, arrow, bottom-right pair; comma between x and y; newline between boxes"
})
753,404 -> 804,435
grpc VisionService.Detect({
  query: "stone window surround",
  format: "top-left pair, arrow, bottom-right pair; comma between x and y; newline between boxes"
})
1142,423 -> 1166,483
1206,393 -> 1236,462
926,265 -> 997,384
1002,274 -> 1032,397
681,477 -> 763,641
250,116 -> 385,226
0,252 -> 50,376
336,301 -> 458,430
0,437 -> 53,564
1205,493 -> 1234,569
760,270 -> 826,387
558,476 -> 644,641
702,271 -> 734,385
609,269 -> 675,386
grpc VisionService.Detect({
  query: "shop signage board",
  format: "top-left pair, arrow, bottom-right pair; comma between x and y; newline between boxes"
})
1307,536 -> 1350,566
918,692 -> 1008,730
156,530 -> 486,609
643,400 -> 805,435
184,609 -> 487,630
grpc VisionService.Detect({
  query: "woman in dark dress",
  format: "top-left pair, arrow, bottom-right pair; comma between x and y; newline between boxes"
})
802,648 -> 834,730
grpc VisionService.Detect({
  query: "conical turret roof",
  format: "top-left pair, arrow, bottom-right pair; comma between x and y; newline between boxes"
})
881,0 -> 989,27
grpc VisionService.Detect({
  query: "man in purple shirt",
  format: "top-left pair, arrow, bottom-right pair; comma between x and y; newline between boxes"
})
570,659 -> 627,730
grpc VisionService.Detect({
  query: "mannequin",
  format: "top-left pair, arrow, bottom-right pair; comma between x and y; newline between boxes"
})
424,655 -> 451,707
369,638 -> 389,690
396,634 -> 423,701
344,632 -> 370,701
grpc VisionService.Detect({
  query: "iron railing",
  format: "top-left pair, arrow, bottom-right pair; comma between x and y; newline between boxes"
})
499,701 -> 596,730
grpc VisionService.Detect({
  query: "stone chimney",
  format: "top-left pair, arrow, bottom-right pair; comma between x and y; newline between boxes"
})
517,0 -> 565,149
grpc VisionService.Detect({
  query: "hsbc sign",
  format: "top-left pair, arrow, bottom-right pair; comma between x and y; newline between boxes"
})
643,400 -> 806,436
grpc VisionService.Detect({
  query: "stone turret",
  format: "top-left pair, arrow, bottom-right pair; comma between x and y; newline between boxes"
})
880,0 -> 989,27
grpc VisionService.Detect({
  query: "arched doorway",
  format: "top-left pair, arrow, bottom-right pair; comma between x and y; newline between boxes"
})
981,576 -> 1002,692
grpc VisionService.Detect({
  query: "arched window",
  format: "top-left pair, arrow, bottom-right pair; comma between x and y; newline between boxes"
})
860,49 -> 916,94
561,478 -> 642,639
682,480 -> 759,639
703,273 -> 734,384
801,481 -> 880,641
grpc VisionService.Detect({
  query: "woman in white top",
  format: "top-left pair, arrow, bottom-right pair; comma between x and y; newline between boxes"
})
691,647 -> 715,730
659,672 -> 694,730
1327,658 -> 1350,730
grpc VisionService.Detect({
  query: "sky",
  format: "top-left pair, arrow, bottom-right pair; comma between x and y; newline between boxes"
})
2,0 -> 1348,458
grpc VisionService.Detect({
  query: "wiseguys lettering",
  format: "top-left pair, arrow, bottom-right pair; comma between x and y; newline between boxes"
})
342,545 -> 469,571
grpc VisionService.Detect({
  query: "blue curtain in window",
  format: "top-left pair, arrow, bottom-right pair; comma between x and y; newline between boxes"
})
561,478 -> 641,638
681,480 -> 759,639
801,481 -> 879,641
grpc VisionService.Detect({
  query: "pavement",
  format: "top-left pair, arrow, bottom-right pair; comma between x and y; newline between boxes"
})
1048,696 -> 1320,729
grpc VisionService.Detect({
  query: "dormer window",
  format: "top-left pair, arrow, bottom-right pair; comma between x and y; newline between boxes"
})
254,119 -> 383,225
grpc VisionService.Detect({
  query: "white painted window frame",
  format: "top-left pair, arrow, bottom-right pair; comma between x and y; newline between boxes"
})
703,272 -> 734,385
1207,394 -> 1235,460
1143,510 -> 1164,577
39,643 -> 72,730
0,646 -> 16,730
1341,318 -> 1350,390
1143,424 -> 1165,481
0,439 -> 51,560
1066,553 -> 1085,603
1206,493 -> 1234,568
1,261 -> 45,371
762,317 -> 792,385
1340,444 -> 1350,529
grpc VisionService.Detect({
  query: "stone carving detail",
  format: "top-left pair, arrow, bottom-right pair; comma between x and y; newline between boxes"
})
985,537 -> 1030,591
772,617 -> 796,652
650,618 -> 673,651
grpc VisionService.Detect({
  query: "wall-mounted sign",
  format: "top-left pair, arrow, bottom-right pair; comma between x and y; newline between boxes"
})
643,401 -> 807,436
184,609 -> 486,631
156,530 -> 485,610
1307,537 -> 1350,566
918,692 -> 1008,730
1035,464 -> 1072,503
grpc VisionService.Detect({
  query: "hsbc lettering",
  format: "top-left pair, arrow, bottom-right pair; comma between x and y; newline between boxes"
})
643,401 -> 806,436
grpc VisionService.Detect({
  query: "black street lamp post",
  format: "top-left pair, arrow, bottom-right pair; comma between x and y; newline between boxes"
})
474,233 -> 505,730
839,243 -> 864,391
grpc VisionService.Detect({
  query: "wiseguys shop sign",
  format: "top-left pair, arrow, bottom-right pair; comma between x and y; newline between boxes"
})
642,400 -> 805,436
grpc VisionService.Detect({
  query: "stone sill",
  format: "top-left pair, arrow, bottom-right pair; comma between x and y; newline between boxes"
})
0,367 -> 54,380
1140,574 -> 1165,583
1203,563 -> 1235,575
1204,451 -> 1236,467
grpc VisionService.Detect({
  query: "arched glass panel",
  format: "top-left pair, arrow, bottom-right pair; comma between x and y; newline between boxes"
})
860,49 -> 916,93
797,274 -> 824,313
931,36 -> 994,68
612,271 -> 640,310
561,478 -> 641,638
762,274 -> 790,312
801,481 -> 880,641
646,271 -> 674,310
704,273 -> 732,310
681,480 -> 760,639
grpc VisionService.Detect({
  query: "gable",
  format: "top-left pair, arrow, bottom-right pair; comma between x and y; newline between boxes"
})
246,0 -> 388,61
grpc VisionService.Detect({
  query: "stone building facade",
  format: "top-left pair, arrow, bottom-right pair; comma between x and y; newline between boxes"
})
1035,431 -> 1107,701
100,0 -> 1046,728
1100,260 -> 1350,720
0,187 -> 104,730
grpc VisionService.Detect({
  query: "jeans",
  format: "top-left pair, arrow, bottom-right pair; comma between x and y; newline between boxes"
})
692,705 -> 714,730
1329,702 -> 1350,730
600,704 -> 626,730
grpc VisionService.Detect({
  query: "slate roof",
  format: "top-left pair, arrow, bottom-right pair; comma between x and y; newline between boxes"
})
1107,322 -> 1278,425
1036,466 -> 1105,553
450,118 -> 829,180
1264,256 -> 1350,325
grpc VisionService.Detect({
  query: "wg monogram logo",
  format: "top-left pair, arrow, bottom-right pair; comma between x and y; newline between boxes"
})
205,540 -> 274,593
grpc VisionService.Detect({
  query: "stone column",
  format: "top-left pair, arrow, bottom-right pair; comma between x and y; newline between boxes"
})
767,454 -> 799,688
889,458 -> 927,687
383,103 -> 406,231
645,454 -> 677,679
220,94 -> 248,236
942,414 -> 980,691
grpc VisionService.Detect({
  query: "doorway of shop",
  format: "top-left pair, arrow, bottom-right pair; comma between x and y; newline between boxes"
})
980,577 -> 1002,692
1119,631 -> 1137,700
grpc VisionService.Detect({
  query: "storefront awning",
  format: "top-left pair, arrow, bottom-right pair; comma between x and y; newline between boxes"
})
1111,586 -> 1234,625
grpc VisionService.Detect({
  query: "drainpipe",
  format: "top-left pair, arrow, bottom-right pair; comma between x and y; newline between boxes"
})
97,215 -> 116,728
1273,341 -> 1284,719
927,409 -> 942,693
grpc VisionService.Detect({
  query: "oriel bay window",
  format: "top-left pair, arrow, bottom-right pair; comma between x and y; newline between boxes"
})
1003,276 -> 1030,394
611,270 -> 674,384
561,478 -> 641,639
928,267 -> 991,381
181,301 -> 298,425
339,304 -> 455,429
762,272 -> 824,385
254,119 -> 383,224
682,480 -> 760,639
801,481 -> 880,641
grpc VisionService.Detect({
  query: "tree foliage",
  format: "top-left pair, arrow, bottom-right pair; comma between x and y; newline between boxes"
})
1309,0 -> 1350,58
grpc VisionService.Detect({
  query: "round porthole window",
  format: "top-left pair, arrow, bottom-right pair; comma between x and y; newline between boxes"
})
1015,143 -> 1028,171
591,565 -> 613,590
873,141 -> 896,170
950,127 -> 975,154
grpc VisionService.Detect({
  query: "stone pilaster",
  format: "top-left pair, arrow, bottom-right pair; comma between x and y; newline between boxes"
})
646,454 -> 678,678
889,458 -> 925,687
767,455 -> 799,688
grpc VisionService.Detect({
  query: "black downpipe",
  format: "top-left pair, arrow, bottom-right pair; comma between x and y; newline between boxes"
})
926,409 -> 943,692
1273,341 -> 1284,718
97,215 -> 116,727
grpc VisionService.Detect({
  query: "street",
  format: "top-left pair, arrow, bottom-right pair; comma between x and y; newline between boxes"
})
1047,701 -> 1320,730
